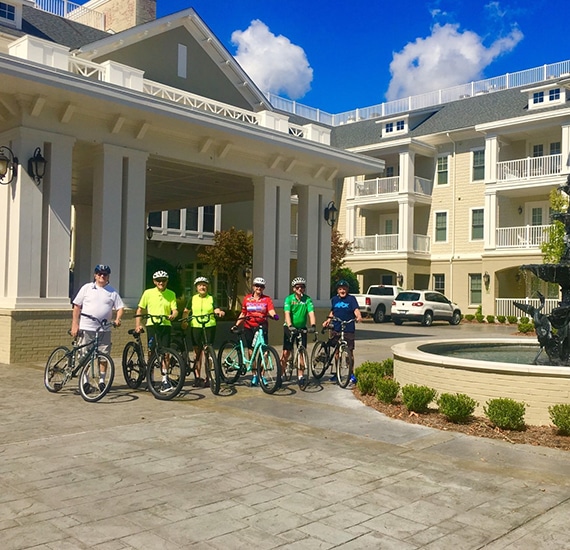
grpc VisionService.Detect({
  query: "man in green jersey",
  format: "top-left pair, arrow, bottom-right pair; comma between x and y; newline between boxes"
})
280,277 -> 316,387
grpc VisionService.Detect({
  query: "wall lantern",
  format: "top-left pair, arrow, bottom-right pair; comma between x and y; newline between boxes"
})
0,146 -> 18,185
518,206 -> 523,215
396,272 -> 404,287
483,271 -> 491,288
28,147 -> 47,185
324,201 -> 338,227
146,225 -> 154,241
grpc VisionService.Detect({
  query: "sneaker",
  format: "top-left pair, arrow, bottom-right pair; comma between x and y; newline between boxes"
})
298,377 -> 306,387
98,381 -> 106,392
349,374 -> 357,385
261,376 -> 268,386
329,374 -> 338,383
83,382 -> 92,394
159,380 -> 174,393
251,375 -> 259,386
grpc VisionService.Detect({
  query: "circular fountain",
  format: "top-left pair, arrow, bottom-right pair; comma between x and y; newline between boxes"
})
393,177 -> 570,426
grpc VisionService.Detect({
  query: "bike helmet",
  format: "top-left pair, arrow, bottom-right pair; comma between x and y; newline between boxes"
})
336,279 -> 349,288
291,277 -> 306,287
94,264 -> 111,275
153,270 -> 169,279
253,276 -> 266,287
194,276 -> 209,286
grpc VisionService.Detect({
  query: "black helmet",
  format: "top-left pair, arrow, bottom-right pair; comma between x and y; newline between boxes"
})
94,264 -> 111,275
336,279 -> 349,288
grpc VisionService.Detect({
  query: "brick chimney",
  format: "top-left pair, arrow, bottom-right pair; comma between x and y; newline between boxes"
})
83,0 -> 157,33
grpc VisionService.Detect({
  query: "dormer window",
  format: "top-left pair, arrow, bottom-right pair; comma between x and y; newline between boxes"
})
0,2 -> 16,22
549,88 -> 560,101
378,116 -> 408,137
524,83 -> 566,110
532,91 -> 544,104
385,122 -> 394,133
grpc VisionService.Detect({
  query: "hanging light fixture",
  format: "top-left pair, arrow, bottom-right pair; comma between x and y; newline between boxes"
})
0,146 -> 18,185
28,147 -> 47,185
324,201 -> 338,227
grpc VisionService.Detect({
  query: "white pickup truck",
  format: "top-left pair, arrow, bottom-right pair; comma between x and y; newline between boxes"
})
355,285 -> 403,323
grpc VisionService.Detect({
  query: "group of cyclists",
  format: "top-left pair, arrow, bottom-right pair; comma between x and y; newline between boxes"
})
71,264 -> 362,393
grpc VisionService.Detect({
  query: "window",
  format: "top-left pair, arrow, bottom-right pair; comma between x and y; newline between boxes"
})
472,150 -> 484,181
550,142 -> 561,155
437,156 -> 448,185
533,91 -> 544,104
0,2 -> 15,21
469,274 -> 482,305
203,205 -> 215,233
177,44 -> 187,78
385,122 -> 394,133
386,166 -> 395,177
549,88 -> 560,101
185,207 -> 198,231
433,274 -> 445,294
435,212 -> 447,242
385,219 -> 393,235
167,210 -> 181,229
531,207 -> 543,226
148,211 -> 161,227
533,144 -> 544,157
471,209 -> 484,240
396,120 -> 405,131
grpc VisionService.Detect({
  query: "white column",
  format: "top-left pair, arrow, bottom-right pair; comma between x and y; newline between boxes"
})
485,135 -> 498,182
398,198 -> 413,252
252,176 -> 292,303
484,190 -> 497,250
399,151 -> 414,193
315,189 -> 335,305
120,149 -> 148,307
561,124 -> 570,175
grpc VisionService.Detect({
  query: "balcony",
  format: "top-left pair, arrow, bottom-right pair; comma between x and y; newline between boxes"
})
496,225 -> 550,249
35,0 -> 105,30
351,234 -> 430,254
497,154 -> 561,182
354,176 -> 433,199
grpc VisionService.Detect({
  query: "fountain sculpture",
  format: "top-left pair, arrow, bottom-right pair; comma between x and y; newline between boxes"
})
514,175 -> 570,365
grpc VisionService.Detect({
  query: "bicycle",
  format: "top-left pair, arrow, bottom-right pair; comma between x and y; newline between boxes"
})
178,312 -> 222,395
310,317 -> 355,388
44,313 -> 116,402
217,317 -> 281,394
122,314 -> 185,401
283,327 -> 316,391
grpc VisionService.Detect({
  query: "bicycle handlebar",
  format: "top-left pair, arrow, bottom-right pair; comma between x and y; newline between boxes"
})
134,313 -> 172,325
180,312 -> 220,326
80,312 -> 117,329
321,317 -> 355,334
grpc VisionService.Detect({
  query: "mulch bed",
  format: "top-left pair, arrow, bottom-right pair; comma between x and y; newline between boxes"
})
353,388 -> 570,451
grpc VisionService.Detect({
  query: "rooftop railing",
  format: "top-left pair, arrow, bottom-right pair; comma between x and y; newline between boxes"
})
34,0 -> 105,31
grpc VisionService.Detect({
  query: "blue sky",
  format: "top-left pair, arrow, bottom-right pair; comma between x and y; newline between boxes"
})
94,1 -> 570,114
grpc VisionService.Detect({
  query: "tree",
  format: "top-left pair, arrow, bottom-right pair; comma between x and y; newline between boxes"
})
541,188 -> 568,263
331,229 -> 352,274
198,227 -> 253,312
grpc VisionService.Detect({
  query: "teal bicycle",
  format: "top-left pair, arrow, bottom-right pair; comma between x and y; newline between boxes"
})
217,317 -> 281,394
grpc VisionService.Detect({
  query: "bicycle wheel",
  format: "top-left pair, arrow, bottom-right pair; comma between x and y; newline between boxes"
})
217,340 -> 242,383
336,345 -> 353,389
297,347 -> 310,391
204,345 -> 221,395
310,341 -> 328,379
44,346 -> 71,392
122,342 -> 145,389
79,351 -> 115,402
258,345 -> 281,394
283,356 -> 294,381
147,347 -> 185,400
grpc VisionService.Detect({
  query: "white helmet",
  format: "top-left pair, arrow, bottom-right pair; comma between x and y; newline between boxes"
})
153,270 -> 169,279
253,277 -> 266,287
291,277 -> 306,287
194,276 -> 209,286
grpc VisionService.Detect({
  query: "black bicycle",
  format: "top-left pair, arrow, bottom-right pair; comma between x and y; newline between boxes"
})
310,317 -> 355,388
44,313 -> 116,402
121,314 -> 185,400
283,327 -> 316,390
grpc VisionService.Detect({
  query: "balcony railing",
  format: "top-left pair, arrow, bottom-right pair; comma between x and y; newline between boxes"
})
414,176 -> 433,195
35,0 -> 105,30
352,234 -> 430,254
496,224 -> 550,248
497,154 -> 562,182
355,175 -> 433,198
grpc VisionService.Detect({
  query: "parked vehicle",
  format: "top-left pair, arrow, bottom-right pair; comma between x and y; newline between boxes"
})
355,285 -> 403,323
391,290 -> 462,326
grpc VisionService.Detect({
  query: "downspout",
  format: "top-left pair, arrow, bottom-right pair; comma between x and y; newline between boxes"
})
446,132 -> 457,301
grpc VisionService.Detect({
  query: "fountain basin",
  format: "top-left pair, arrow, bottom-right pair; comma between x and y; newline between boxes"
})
392,338 -> 570,426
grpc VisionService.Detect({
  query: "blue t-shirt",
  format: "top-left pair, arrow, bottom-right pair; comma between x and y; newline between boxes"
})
330,294 -> 359,333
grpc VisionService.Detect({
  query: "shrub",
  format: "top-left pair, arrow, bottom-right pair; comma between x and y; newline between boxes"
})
475,314 -> 485,323
382,357 -> 394,377
497,315 -> 506,324
464,314 -> 475,322
520,316 -> 529,324
486,315 -> 495,324
548,403 -> 570,435
507,315 -> 518,324
354,361 -> 385,379
401,384 -> 437,413
376,378 -> 400,403
484,398 -> 526,431
437,393 -> 478,423
518,321 -> 534,333
476,305 -> 482,315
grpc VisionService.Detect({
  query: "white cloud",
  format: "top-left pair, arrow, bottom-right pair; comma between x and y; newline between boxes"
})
386,22 -> 523,101
231,19 -> 313,100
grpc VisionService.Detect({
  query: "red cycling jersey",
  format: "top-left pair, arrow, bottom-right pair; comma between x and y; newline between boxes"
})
241,294 -> 275,329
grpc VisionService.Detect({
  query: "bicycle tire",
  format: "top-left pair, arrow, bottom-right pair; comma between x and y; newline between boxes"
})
297,347 -> 310,391
217,340 -> 242,383
122,341 -> 145,389
204,345 -> 221,395
258,345 -> 281,394
336,345 -> 353,388
44,346 -> 71,392
310,341 -> 328,379
283,356 -> 294,381
147,347 -> 185,400
79,351 -> 115,402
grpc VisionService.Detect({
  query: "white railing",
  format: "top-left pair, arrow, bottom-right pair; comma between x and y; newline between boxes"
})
495,297 -> 559,318
353,234 -> 398,253
414,176 -> 433,195
496,225 -> 550,248
69,57 -> 105,80
265,59 -> 570,126
34,0 -> 105,30
288,124 -> 304,138
356,176 -> 399,196
497,154 -> 562,181
413,234 -> 430,253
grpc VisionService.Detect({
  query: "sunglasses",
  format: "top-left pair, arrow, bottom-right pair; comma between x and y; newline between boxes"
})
96,272 -> 110,277
253,284 -> 265,288
154,278 -> 168,283
294,285 -> 306,289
